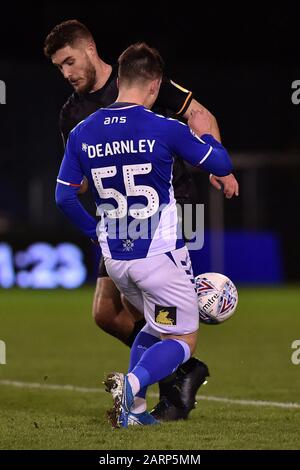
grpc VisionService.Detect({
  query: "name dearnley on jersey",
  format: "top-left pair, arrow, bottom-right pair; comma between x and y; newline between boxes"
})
56,104 -> 233,260
83,139 -> 156,158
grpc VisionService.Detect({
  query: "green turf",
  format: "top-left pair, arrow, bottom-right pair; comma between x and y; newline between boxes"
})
0,287 -> 300,449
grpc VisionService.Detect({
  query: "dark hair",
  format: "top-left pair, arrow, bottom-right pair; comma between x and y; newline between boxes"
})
118,42 -> 164,84
44,19 -> 93,58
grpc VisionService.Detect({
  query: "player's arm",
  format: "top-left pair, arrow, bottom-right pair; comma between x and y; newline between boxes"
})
157,77 -> 225,192
182,98 -> 221,143
184,101 -> 228,190
166,111 -> 238,198
180,98 -> 223,184
55,130 -> 98,240
157,78 -> 221,142
188,109 -> 238,197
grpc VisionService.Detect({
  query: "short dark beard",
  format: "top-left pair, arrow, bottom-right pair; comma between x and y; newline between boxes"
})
78,57 -> 96,94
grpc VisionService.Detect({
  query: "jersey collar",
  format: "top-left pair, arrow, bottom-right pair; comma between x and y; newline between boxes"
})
106,102 -> 143,110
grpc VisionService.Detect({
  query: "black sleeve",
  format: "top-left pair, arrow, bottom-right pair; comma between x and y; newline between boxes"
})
59,109 -> 67,147
156,76 -> 193,116
59,105 -> 76,148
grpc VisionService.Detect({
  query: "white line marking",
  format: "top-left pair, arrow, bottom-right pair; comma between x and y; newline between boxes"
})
0,379 -> 299,409
196,395 -> 300,409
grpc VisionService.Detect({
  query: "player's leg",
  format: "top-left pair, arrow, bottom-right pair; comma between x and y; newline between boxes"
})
125,247 -> 200,420
105,323 -> 198,428
92,257 -> 145,346
96,255 -> 209,421
149,243 -> 209,420
136,247 -> 209,421
125,328 -> 199,426
151,356 -> 209,421
104,247 -> 204,427
102,261 -> 159,427
121,294 -> 143,323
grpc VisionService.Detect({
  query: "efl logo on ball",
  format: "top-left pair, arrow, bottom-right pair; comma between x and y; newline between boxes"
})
195,272 -> 238,324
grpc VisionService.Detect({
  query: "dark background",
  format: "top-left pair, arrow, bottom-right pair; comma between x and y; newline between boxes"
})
0,2 -> 299,284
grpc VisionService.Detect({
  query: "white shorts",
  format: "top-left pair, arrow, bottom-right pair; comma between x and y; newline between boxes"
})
104,246 -> 199,335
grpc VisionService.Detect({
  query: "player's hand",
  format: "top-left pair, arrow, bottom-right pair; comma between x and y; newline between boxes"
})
78,176 -> 89,194
187,108 -> 213,137
209,173 -> 239,199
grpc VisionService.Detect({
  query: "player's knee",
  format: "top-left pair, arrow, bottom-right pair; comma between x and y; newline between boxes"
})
92,302 -> 107,328
187,338 -> 197,356
92,296 -> 115,329
180,336 -> 197,356
92,293 -> 104,327
92,278 -> 123,330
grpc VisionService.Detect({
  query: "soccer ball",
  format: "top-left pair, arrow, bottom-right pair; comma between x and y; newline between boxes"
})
195,272 -> 238,324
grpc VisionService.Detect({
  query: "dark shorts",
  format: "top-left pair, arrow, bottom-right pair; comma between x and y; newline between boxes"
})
98,256 -> 109,278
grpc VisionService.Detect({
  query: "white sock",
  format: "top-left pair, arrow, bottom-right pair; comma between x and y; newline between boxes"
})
127,372 -> 140,395
130,396 -> 147,414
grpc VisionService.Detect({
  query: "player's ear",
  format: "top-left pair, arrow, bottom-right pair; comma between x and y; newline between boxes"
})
156,77 -> 162,93
86,40 -> 97,59
150,78 -> 161,95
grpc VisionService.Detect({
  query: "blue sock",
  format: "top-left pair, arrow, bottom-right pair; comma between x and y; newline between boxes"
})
128,330 -> 160,398
131,339 -> 190,390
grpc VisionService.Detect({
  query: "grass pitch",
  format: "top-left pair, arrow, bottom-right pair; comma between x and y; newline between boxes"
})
0,287 -> 300,450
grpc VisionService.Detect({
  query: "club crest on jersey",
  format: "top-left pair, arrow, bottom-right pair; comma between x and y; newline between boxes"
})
155,306 -> 177,326
122,239 -> 134,252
